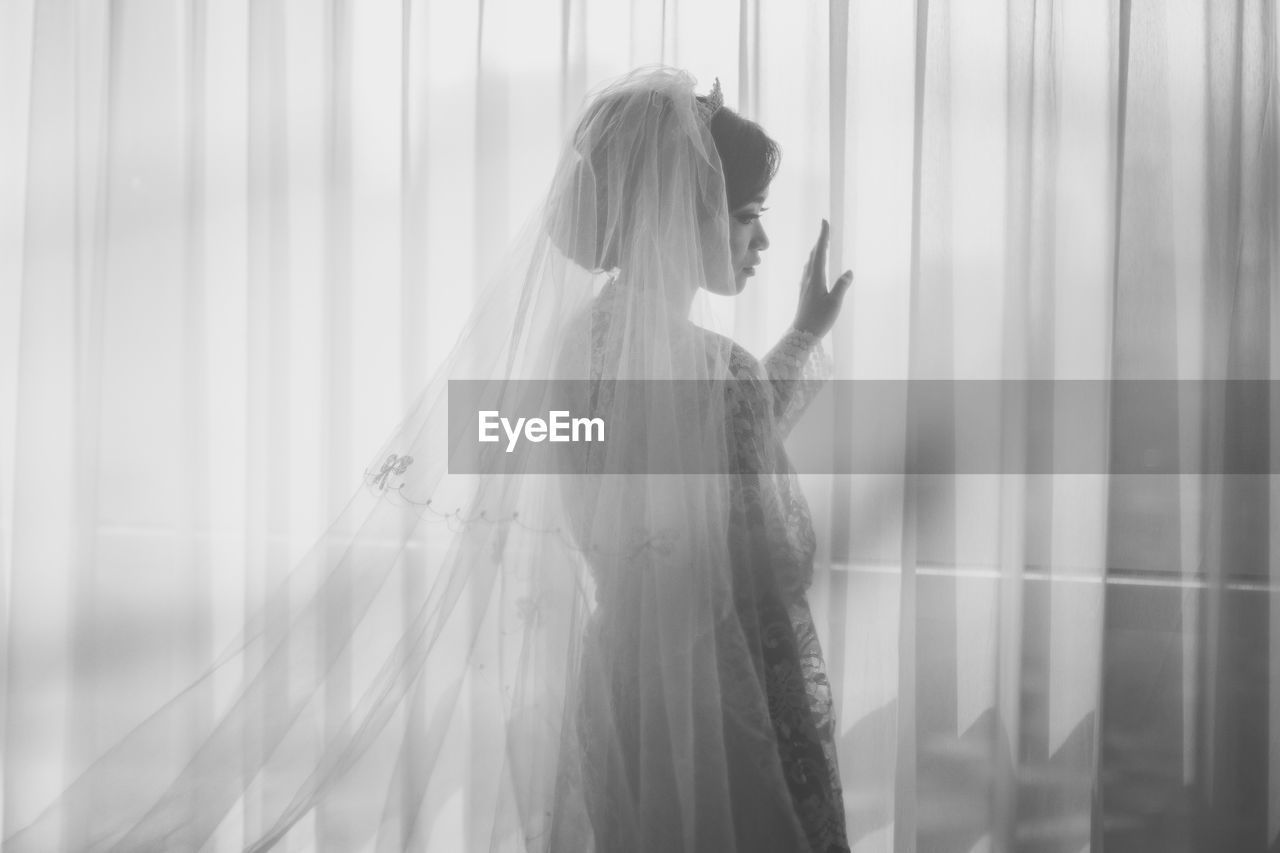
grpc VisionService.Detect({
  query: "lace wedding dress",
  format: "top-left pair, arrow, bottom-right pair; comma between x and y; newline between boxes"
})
554,278 -> 849,853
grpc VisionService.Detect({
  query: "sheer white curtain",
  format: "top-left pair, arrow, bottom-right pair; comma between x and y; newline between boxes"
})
802,3 -> 1278,851
1,1 -> 1275,851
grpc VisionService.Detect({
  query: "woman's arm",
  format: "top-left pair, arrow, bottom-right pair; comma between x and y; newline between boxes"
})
763,219 -> 849,437
762,327 -> 830,438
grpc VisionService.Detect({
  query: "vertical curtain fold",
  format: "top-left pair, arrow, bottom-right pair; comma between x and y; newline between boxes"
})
1197,1 -> 1277,849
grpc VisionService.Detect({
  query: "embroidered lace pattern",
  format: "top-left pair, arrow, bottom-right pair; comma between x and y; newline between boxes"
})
762,327 -> 831,438
564,281 -> 848,852
723,331 -> 848,853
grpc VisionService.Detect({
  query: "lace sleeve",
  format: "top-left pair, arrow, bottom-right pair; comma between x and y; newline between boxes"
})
761,328 -> 830,438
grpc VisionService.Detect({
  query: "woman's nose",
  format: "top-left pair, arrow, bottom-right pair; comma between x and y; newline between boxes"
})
753,223 -> 769,251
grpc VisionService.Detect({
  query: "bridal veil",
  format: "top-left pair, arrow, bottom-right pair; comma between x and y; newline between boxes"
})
4,67 -> 832,852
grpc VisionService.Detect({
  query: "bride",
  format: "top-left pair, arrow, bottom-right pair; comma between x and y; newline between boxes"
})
5,67 -> 853,853
547,70 -> 852,853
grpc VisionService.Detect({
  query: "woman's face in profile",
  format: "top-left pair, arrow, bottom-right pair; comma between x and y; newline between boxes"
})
727,185 -> 770,292
699,183 -> 771,296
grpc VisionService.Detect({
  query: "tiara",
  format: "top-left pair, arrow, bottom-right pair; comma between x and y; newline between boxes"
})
697,78 -> 723,123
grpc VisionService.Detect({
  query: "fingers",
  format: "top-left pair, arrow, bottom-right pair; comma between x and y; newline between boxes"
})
812,219 -> 830,286
833,270 -> 853,299
802,236 -> 818,288
803,219 -> 841,295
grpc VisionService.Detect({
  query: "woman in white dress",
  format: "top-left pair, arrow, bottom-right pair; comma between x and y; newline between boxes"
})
547,70 -> 853,853
4,67 -> 853,853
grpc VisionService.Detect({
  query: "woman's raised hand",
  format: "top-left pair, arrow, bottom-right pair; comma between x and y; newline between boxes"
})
792,219 -> 853,338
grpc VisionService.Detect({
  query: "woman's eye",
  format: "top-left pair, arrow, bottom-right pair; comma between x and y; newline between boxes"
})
735,214 -> 760,225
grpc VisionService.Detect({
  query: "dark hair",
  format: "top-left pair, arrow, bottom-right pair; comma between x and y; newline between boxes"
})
700,102 -> 781,210
549,83 -> 782,272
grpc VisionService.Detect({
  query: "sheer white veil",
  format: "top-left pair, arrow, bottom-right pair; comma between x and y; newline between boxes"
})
4,67 -> 810,853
